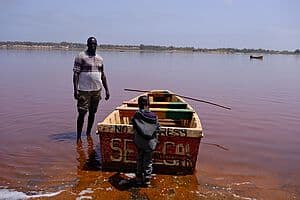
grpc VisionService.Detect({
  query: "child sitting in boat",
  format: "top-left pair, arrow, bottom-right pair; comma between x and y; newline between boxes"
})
131,95 -> 160,187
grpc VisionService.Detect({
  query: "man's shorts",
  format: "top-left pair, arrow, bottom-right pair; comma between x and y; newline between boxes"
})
77,90 -> 101,114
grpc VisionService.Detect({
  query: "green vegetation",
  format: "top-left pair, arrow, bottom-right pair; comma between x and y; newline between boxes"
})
0,41 -> 299,55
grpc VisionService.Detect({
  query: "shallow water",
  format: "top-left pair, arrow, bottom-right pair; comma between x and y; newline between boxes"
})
0,50 -> 299,199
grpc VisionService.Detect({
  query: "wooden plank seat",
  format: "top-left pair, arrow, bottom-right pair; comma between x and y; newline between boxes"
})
149,93 -> 174,102
116,106 -> 194,120
158,119 -> 184,127
123,101 -> 188,109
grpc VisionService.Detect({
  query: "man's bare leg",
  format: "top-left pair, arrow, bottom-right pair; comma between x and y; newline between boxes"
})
77,112 -> 86,143
86,113 -> 95,137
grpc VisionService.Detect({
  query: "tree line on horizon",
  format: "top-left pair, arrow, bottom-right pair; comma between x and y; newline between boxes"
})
0,41 -> 299,55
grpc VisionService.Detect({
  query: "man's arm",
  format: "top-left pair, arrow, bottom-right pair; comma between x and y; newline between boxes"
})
100,64 -> 110,100
73,54 -> 81,100
73,72 -> 79,100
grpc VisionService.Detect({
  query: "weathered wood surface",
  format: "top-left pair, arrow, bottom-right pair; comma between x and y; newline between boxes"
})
98,124 -> 203,138
99,131 -> 201,174
117,106 -> 194,120
97,90 -> 203,174
123,101 -> 188,109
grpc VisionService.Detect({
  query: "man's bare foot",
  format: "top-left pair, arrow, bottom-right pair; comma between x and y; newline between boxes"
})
87,135 -> 93,146
77,138 -> 82,144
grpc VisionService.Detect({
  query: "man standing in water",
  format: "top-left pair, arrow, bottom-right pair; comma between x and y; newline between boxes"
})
73,37 -> 110,143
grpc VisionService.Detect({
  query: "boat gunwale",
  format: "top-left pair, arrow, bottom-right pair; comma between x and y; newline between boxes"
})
97,90 -> 203,138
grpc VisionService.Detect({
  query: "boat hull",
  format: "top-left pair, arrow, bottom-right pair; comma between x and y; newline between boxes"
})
97,90 -> 203,174
250,55 -> 263,59
99,127 -> 201,174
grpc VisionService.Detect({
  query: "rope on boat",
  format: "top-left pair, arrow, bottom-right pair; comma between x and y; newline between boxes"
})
202,142 -> 229,151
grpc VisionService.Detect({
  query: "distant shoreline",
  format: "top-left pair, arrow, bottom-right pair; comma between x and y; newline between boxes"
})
1,41 -> 299,55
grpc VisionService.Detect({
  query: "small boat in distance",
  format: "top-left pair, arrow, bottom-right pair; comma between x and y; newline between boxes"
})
250,55 -> 263,59
97,90 -> 203,174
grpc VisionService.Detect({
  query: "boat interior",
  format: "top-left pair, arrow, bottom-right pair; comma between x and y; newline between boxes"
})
102,90 -> 200,128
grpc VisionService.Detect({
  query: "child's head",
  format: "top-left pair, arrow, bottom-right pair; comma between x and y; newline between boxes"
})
138,95 -> 149,109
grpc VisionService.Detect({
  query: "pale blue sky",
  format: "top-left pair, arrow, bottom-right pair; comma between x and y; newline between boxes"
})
0,0 -> 299,50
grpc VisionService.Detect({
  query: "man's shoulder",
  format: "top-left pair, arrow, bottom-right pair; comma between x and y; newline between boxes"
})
79,51 -> 87,57
75,51 -> 86,59
95,53 -> 103,62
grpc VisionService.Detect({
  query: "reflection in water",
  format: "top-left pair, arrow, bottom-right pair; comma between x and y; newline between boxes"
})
76,137 -> 101,171
49,132 -> 77,142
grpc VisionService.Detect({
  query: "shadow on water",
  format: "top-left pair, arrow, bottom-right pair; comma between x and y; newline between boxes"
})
108,173 -> 150,199
76,137 -> 101,171
75,137 -> 149,199
48,132 -> 77,142
108,173 -> 138,191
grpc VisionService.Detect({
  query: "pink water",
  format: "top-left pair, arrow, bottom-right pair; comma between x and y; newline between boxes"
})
0,50 -> 299,199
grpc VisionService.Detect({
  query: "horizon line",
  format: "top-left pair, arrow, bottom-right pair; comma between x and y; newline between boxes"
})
1,40 -> 299,52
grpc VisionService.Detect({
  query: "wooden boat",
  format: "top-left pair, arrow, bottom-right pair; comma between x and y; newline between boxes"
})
250,55 -> 263,59
96,90 -> 203,174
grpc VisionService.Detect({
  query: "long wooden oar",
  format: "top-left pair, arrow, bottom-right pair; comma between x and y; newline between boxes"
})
124,88 -> 231,110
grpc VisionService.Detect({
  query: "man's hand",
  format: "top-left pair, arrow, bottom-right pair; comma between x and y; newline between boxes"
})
105,90 -> 110,100
74,90 -> 79,100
